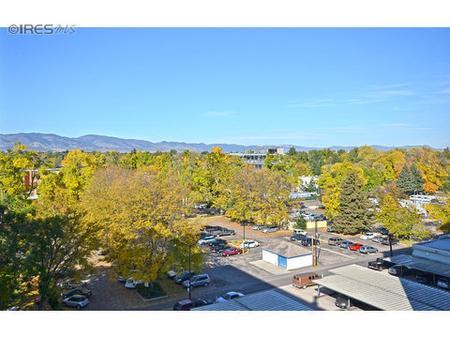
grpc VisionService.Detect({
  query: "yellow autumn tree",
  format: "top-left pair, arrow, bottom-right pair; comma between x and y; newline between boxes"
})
318,162 -> 366,219
81,166 -> 197,282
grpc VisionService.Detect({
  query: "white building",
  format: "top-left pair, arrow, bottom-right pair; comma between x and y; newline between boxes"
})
262,242 -> 312,270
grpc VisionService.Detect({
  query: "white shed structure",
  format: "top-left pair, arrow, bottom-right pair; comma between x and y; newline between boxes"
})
262,241 -> 312,270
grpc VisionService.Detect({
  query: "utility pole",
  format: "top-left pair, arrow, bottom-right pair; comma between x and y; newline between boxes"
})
312,219 -> 319,266
188,245 -> 192,300
242,221 -> 247,254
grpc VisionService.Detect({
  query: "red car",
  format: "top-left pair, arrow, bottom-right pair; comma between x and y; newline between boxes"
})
349,243 -> 364,251
222,248 -> 242,257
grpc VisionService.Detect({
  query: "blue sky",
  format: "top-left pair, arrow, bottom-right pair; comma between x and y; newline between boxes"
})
1,28 -> 449,147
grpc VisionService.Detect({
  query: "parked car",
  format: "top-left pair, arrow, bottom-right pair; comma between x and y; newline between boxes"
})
252,225 -> 263,230
360,232 -> 376,240
62,286 -> 92,298
167,270 -> 177,279
262,226 -> 279,233
328,237 -> 343,246
293,229 -> 307,236
182,274 -> 210,288
359,245 -> 378,254
125,278 -> 144,289
326,223 -> 334,232
436,278 -> 450,290
314,214 -> 327,221
209,238 -> 227,247
388,265 -> 410,276
216,291 -> 245,303
175,271 -> 194,284
368,257 -> 384,271
62,295 -> 90,309
214,228 -> 236,237
203,225 -> 221,233
339,240 -> 354,249
198,235 -> 216,245
211,244 -> 229,253
290,234 -> 306,242
292,272 -> 320,289
222,247 -> 242,256
173,298 -> 212,311
380,236 -> 399,245
301,237 -> 320,247
377,227 -> 390,236
371,236 -> 382,243
349,243 -> 364,251
240,240 -> 259,248
335,295 -> 351,310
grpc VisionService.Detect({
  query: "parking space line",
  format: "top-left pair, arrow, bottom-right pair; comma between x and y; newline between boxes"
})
320,247 -> 354,258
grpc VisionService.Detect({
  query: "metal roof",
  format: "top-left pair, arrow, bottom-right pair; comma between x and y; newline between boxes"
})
314,264 -> 450,311
384,254 -> 450,278
414,235 -> 450,252
193,289 -> 312,311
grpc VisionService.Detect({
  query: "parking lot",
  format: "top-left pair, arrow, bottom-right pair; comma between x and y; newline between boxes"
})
79,213 -> 407,311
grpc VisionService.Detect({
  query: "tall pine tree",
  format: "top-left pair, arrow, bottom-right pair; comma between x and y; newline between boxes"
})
397,165 -> 423,195
333,171 -> 374,234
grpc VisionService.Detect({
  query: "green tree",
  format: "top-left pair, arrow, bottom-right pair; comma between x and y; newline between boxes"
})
377,193 -> 430,240
293,216 -> 307,230
396,165 -> 423,195
333,171 -> 374,234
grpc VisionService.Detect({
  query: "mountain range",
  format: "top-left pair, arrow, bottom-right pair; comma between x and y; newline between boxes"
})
0,133 -> 434,153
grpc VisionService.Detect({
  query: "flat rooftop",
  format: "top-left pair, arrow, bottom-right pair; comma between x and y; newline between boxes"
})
263,241 -> 312,258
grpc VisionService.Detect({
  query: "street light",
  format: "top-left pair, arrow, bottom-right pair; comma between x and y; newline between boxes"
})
187,244 -> 192,300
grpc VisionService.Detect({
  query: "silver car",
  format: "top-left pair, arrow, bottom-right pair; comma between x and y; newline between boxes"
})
359,245 -> 378,254
63,295 -> 90,309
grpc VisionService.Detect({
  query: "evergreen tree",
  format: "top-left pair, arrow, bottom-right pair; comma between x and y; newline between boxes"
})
333,171 -> 374,234
396,165 -> 423,195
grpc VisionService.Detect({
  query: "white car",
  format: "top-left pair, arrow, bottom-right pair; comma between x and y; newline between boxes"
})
216,291 -> 245,303
240,240 -> 260,248
62,295 -> 90,309
198,235 -> 216,245
293,229 -> 307,236
360,232 -> 377,240
125,278 -> 143,289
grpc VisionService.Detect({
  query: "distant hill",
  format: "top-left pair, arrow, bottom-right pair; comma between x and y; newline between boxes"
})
0,133 -> 436,153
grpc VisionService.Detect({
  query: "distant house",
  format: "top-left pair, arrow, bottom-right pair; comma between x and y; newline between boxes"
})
297,175 -> 319,192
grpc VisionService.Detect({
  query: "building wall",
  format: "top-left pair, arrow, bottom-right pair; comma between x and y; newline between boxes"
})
305,220 -> 327,229
286,254 -> 312,270
262,250 -> 278,265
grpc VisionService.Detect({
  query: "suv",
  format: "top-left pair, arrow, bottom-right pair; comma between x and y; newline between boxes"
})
290,234 -> 306,242
175,271 -> 195,284
173,298 -> 211,311
182,274 -> 210,288
328,237 -> 343,246
368,257 -> 384,271
62,286 -> 92,298
301,237 -> 320,247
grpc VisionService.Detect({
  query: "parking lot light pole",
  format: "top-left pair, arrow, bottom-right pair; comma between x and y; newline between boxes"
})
188,245 -> 192,300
